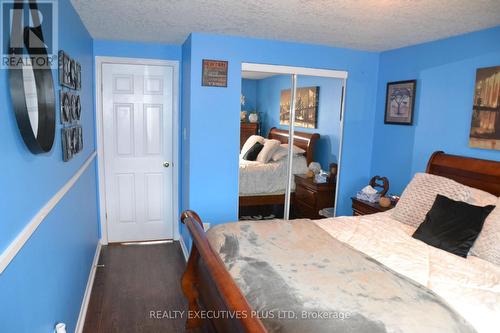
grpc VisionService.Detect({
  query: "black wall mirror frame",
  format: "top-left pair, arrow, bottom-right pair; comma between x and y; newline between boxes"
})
8,0 -> 56,154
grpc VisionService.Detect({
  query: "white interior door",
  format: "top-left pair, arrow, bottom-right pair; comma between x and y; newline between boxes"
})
102,63 -> 174,242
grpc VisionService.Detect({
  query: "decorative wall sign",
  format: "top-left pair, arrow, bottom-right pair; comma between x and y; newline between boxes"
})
60,91 -> 82,124
58,50 -> 83,161
8,0 -> 56,154
74,94 -> 81,121
202,59 -> 228,87
469,66 -> 500,151
61,126 -> 83,162
75,62 -> 82,90
280,86 -> 319,129
60,91 -> 72,124
59,51 -> 73,88
384,80 -> 417,125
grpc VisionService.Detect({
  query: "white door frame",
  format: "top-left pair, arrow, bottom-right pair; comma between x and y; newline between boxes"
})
95,56 -> 180,244
241,63 -> 348,217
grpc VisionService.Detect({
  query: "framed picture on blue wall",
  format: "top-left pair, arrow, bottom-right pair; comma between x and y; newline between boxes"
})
384,80 -> 416,125
469,66 -> 500,151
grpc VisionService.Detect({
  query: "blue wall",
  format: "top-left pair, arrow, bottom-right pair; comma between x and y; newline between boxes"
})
0,0 -> 98,332
253,75 -> 343,169
181,33 -> 380,247
241,79 -> 257,111
371,26 -> 500,195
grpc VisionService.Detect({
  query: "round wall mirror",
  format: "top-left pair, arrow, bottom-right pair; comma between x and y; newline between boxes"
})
8,1 -> 56,154
9,59 -> 56,154
22,64 -> 39,138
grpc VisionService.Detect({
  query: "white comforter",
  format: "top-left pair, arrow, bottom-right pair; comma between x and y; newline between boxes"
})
314,212 -> 500,333
239,155 -> 308,196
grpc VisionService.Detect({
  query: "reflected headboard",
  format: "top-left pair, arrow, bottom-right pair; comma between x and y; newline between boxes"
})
426,151 -> 500,196
268,127 -> 320,165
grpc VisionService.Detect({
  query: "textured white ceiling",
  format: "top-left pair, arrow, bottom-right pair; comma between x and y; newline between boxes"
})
71,0 -> 500,51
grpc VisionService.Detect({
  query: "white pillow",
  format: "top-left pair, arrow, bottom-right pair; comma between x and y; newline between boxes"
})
256,139 -> 281,163
391,173 -> 471,228
470,196 -> 500,265
467,187 -> 497,207
240,135 -> 265,158
271,144 -> 306,162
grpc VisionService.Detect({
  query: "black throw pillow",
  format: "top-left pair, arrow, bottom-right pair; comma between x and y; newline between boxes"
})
412,194 -> 495,258
243,142 -> 264,161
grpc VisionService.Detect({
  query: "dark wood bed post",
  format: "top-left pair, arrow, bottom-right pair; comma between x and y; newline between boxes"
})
180,210 -> 268,332
180,210 -> 203,329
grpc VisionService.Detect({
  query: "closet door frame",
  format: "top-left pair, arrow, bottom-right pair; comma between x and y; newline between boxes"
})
241,63 -> 348,218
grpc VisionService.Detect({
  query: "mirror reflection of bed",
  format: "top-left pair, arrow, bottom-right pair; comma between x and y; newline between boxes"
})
239,128 -> 322,219
239,70 -> 343,220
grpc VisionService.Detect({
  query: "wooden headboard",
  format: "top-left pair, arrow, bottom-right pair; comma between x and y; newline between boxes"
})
426,151 -> 500,196
268,127 -> 320,165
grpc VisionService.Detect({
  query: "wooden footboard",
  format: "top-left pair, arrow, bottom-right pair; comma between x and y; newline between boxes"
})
180,210 -> 267,333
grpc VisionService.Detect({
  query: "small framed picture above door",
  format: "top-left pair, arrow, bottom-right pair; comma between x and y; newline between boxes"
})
384,80 -> 416,125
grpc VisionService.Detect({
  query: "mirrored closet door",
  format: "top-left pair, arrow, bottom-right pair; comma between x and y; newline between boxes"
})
287,74 -> 344,221
238,71 -> 293,220
238,64 -> 346,221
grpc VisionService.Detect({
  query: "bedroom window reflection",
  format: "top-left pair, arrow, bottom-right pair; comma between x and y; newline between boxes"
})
238,69 -> 344,221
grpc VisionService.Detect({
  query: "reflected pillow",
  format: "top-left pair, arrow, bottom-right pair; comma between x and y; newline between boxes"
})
242,142 -> 264,161
412,195 -> 495,258
240,135 -> 265,158
256,139 -> 281,163
271,144 -> 306,161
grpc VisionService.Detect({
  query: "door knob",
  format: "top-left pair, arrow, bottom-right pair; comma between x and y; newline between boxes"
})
163,161 -> 170,168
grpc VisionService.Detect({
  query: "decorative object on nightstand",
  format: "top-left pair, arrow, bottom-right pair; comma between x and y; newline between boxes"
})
240,111 -> 247,122
351,197 -> 394,216
294,174 -> 335,219
379,197 -> 392,208
240,122 -> 260,149
308,162 -> 321,174
369,176 -> 389,196
353,175 -> 393,215
248,112 -> 259,123
329,163 -> 338,182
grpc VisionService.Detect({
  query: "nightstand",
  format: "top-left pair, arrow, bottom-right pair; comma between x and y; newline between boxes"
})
294,174 -> 335,219
351,197 -> 394,216
240,122 -> 259,149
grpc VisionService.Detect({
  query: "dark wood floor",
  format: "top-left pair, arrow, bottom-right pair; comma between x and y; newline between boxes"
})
83,242 -> 188,333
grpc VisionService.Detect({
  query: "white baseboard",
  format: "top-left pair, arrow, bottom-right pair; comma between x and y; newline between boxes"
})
75,240 -> 102,333
179,237 -> 189,262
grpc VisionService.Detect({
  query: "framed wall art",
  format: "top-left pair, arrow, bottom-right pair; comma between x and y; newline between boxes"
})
469,66 -> 500,150
61,125 -> 83,162
58,50 -> 73,89
279,86 -> 319,128
384,80 -> 417,125
75,62 -> 81,90
60,91 -> 71,124
202,59 -> 228,87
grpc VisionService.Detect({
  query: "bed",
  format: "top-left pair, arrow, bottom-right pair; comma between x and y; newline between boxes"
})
238,127 -> 319,207
181,151 -> 500,333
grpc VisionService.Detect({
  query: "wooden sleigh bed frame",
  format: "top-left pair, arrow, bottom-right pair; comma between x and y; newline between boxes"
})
181,151 -> 500,332
239,127 -> 320,207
